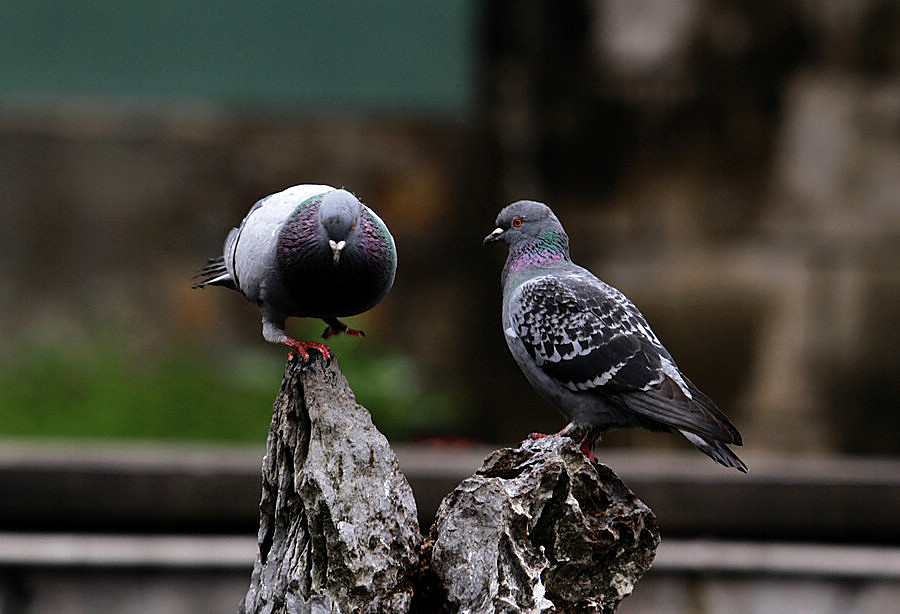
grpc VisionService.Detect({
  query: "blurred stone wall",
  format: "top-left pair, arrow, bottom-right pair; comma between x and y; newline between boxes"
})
0,108 -> 470,367
1,0 -> 897,456
474,0 -> 900,456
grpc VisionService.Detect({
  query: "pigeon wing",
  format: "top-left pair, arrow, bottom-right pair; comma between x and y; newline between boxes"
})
512,273 -> 740,443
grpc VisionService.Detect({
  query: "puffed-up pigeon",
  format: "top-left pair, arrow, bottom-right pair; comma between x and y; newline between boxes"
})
484,200 -> 747,472
193,184 -> 397,359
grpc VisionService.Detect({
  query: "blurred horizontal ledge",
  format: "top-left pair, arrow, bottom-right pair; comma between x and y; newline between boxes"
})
1,440 -> 898,542
0,533 -> 255,569
1,533 -> 898,581
653,540 -> 900,580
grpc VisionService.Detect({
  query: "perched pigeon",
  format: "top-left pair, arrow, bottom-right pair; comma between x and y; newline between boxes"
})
484,200 -> 747,472
193,184 -> 397,359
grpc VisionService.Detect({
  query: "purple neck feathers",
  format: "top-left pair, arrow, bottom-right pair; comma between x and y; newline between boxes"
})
502,229 -> 571,289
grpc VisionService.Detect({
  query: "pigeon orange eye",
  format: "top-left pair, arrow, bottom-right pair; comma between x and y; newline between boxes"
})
512,217 -> 523,228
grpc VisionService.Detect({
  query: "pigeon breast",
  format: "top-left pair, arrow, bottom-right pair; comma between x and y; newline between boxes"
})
275,195 -> 397,318
227,184 -> 333,304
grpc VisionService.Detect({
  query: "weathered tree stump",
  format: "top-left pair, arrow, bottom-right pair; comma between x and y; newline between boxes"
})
428,437 -> 659,613
240,355 -> 659,613
239,354 -> 420,614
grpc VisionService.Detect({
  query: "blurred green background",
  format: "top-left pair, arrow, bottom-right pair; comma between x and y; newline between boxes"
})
1,1 -> 898,456
0,324 -> 458,442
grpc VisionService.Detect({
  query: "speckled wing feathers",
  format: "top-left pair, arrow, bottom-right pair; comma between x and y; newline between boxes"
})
511,272 -> 741,443
512,273 -> 666,391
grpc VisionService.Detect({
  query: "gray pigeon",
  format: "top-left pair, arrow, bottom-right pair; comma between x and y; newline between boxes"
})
484,200 -> 747,472
193,184 -> 397,359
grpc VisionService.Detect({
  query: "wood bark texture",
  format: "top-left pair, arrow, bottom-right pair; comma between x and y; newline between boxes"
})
240,354 -> 659,613
239,354 -> 420,614
428,437 -> 659,613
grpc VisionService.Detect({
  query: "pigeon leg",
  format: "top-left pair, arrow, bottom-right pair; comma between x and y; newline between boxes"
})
578,429 -> 602,463
322,317 -> 366,339
282,337 -> 333,360
263,320 -> 332,360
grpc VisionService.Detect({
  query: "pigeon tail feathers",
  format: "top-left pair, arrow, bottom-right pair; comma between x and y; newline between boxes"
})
679,430 -> 748,473
617,377 -> 743,445
192,256 -> 235,289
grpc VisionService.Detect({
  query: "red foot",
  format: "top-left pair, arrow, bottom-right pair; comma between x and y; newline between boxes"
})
528,425 -> 598,462
322,318 -> 366,340
322,325 -> 365,339
529,423 -> 577,441
282,337 -> 332,360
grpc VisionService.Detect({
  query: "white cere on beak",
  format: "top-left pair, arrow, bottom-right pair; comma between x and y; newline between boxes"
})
489,227 -> 504,239
329,239 -> 346,264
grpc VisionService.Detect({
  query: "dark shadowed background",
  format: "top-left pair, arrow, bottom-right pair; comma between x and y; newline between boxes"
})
1,3 -> 899,613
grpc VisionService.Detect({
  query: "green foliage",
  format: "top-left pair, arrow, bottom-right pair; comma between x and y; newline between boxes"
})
0,327 -> 459,443
291,319 -> 461,440
0,338 -> 275,441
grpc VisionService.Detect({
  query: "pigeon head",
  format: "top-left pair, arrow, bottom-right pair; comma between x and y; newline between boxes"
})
318,189 -> 362,264
484,200 -> 570,255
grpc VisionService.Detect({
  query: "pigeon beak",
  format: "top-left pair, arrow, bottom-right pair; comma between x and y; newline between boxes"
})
483,227 -> 505,245
329,239 -> 346,264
